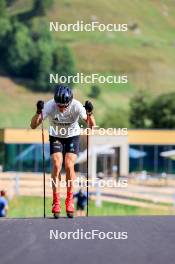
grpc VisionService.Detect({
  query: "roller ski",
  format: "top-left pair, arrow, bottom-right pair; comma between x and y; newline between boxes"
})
65,192 -> 74,218
52,193 -> 61,219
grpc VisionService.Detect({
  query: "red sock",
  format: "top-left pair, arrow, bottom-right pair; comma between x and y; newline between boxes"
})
67,191 -> 73,198
53,192 -> 60,201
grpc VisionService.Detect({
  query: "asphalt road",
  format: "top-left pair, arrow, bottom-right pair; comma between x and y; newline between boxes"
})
0,216 -> 175,264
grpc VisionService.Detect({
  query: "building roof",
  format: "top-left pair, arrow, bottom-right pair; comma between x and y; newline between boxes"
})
0,128 -> 175,145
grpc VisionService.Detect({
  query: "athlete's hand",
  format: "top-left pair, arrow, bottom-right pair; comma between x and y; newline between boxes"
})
84,100 -> 93,114
36,100 -> 44,114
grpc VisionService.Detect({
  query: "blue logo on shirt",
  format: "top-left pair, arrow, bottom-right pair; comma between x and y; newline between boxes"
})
70,143 -> 74,151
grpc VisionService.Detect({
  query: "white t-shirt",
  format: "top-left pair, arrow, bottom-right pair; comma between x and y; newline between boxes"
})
43,99 -> 87,138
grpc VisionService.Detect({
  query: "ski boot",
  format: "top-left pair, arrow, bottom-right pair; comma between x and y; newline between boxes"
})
52,193 -> 61,219
65,192 -> 74,218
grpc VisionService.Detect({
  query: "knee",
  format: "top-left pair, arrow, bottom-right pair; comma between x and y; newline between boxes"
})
65,158 -> 74,172
52,158 -> 61,174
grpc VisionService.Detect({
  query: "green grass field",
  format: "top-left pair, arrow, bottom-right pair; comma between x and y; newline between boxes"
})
7,196 -> 174,218
1,0 -> 175,127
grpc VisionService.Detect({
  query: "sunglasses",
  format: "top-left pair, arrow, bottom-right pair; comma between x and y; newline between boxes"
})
57,103 -> 69,108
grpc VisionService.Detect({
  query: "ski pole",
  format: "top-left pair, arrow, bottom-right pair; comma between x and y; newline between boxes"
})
86,114 -> 90,217
41,112 -> 46,218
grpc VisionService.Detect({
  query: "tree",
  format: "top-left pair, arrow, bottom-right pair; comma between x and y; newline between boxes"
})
0,18 -> 12,67
52,44 -> 76,86
33,0 -> 54,15
6,0 -> 17,7
33,40 -> 54,91
0,1 -> 76,92
0,18 -> 11,45
0,0 -> 11,47
28,23 -> 55,91
6,21 -> 34,75
88,85 -> 101,99
0,0 -> 7,17
150,93 -> 175,128
0,2 -> 12,67
129,90 -> 152,128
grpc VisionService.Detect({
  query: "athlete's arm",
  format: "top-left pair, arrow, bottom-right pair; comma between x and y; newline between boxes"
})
84,101 -> 96,128
30,113 -> 42,129
30,101 -> 44,129
85,113 -> 96,128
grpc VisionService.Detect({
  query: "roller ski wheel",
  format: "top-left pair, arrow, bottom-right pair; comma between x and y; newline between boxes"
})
67,212 -> 74,218
53,212 -> 60,219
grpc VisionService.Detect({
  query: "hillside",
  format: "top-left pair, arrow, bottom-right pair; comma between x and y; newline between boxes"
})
1,0 -> 175,128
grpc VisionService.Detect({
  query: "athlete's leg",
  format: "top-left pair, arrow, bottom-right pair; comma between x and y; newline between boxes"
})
49,135 -> 64,217
51,152 -> 63,216
51,152 -> 63,193
64,135 -> 80,193
65,153 -> 77,217
64,135 -> 80,217
50,136 -> 63,192
64,153 -> 77,193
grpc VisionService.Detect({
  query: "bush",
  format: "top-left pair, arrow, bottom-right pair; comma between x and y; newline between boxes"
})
150,93 -> 175,128
100,108 -> 129,128
129,90 -> 152,128
88,85 -> 101,99
129,91 -> 175,128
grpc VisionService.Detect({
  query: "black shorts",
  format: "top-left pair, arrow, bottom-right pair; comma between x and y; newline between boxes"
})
77,204 -> 85,211
49,135 -> 80,156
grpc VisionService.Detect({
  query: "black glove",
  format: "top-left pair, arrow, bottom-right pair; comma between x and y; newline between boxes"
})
84,100 -> 93,113
36,100 -> 44,114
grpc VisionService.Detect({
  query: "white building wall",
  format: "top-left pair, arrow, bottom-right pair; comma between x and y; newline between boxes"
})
88,134 -> 128,179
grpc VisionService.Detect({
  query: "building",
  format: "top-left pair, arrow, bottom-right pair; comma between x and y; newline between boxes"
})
0,129 -> 175,176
